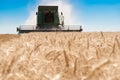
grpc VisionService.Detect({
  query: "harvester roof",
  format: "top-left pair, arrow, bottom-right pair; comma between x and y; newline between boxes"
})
38,6 -> 58,11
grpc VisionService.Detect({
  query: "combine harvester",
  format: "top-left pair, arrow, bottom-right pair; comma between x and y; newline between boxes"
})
17,6 -> 83,33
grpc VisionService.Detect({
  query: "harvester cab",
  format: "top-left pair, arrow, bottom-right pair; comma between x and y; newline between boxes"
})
36,6 -> 63,29
17,5 -> 83,33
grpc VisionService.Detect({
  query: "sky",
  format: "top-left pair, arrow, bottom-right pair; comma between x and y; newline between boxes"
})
0,0 -> 120,34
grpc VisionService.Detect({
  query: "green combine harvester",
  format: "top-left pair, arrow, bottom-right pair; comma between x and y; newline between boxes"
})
17,5 -> 83,33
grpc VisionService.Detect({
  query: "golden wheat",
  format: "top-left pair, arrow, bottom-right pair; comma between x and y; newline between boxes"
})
0,32 -> 120,80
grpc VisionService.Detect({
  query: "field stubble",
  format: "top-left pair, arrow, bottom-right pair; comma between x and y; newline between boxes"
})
0,32 -> 120,80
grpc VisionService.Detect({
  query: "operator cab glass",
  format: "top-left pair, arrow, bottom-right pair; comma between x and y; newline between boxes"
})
44,11 -> 54,23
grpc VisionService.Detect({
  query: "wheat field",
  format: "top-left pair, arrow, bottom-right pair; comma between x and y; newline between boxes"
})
0,32 -> 120,80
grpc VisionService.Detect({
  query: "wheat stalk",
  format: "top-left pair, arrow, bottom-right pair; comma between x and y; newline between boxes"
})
87,37 -> 89,50
28,43 -> 41,59
86,59 -> 110,80
53,52 -> 61,61
63,50 -> 69,67
2,56 -> 16,80
73,58 -> 77,75
96,48 -> 100,59
100,32 -> 105,43
68,40 -> 71,51
115,35 -> 120,49
110,41 -> 116,57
